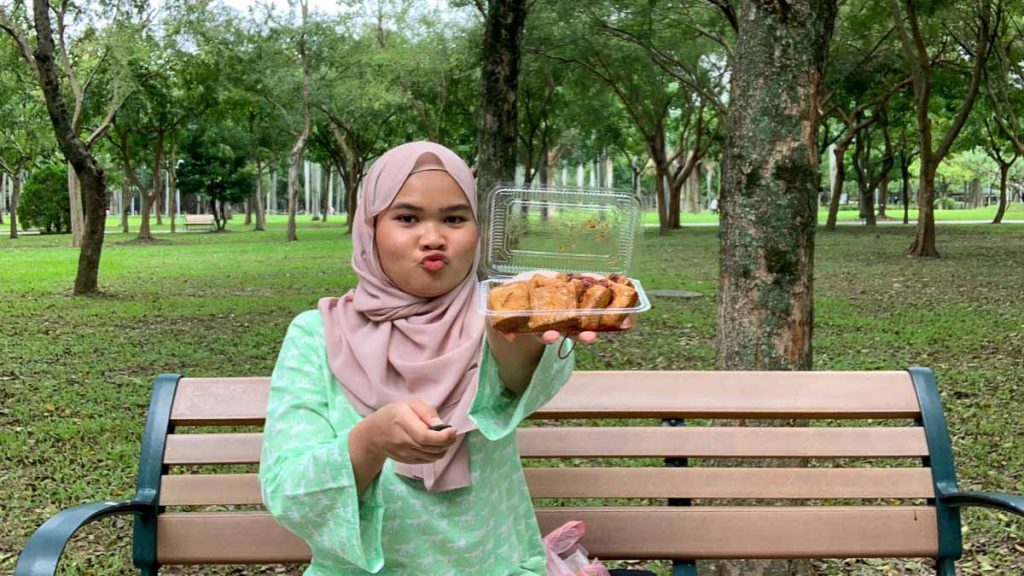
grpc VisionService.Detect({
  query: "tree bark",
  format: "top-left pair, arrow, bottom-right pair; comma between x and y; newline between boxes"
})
475,0 -> 527,199
33,0 -> 107,294
9,169 -> 22,239
824,142 -> 849,230
67,165 -> 83,246
137,133 -> 164,241
0,173 -> 5,226
254,162 -> 266,231
993,160 -> 1013,224
121,180 -> 131,233
168,151 -> 177,233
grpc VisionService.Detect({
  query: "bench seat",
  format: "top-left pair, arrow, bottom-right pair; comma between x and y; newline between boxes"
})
15,369 -> 1024,575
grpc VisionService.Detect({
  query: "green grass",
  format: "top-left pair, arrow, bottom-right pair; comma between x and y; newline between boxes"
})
2,218 -> 1024,574
636,202 -> 1024,225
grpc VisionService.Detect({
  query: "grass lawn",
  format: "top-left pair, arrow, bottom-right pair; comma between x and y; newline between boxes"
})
634,202 -> 1024,225
1,218 -> 1023,574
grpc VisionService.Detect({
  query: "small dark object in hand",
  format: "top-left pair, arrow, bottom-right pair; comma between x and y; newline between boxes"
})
429,423 -> 452,431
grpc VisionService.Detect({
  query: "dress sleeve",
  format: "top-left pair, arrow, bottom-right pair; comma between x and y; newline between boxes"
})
468,338 -> 575,440
258,311 -> 385,573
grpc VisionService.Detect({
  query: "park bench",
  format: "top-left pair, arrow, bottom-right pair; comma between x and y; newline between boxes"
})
182,214 -> 215,231
15,368 -> 1024,575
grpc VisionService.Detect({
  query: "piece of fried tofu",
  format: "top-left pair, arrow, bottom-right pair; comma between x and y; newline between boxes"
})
600,282 -> 639,329
578,284 -> 613,330
487,281 -> 531,333
527,284 -> 578,331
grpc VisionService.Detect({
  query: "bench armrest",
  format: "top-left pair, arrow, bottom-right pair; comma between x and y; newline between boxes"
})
15,500 -> 152,576
940,491 -> 1024,518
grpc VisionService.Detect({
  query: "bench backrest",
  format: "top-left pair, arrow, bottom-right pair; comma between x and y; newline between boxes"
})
136,369 -> 959,570
183,214 -> 215,224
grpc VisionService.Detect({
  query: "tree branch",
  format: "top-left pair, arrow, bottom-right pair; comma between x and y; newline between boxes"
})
0,6 -> 39,74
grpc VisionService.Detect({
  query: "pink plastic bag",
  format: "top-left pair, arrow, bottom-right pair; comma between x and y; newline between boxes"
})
542,521 -> 612,576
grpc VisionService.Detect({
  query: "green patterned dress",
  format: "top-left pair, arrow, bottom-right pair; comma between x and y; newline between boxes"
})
259,310 -> 573,575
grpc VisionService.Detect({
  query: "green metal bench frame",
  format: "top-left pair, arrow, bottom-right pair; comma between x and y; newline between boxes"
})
14,368 -> 1024,575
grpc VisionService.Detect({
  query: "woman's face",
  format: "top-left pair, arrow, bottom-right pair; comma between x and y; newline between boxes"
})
375,170 -> 479,298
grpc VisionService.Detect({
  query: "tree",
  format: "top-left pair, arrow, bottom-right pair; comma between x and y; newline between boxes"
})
718,0 -> 837,366
890,0 -> 995,257
176,125 -> 254,231
27,0 -> 109,294
474,0 -> 527,197
540,0 -> 726,233
18,161 -> 70,233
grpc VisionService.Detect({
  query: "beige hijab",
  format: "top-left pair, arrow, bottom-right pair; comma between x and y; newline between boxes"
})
318,142 -> 483,493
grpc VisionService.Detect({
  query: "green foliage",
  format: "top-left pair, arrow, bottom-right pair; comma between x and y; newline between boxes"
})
16,163 -> 70,233
176,125 -> 254,224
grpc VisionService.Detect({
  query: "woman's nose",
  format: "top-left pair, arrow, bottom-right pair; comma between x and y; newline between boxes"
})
420,223 -> 446,250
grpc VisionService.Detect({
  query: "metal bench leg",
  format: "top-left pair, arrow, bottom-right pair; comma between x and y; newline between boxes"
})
936,558 -> 956,575
673,560 -> 698,576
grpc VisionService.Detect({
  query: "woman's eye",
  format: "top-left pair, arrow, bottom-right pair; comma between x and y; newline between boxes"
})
396,215 -> 417,224
445,215 -> 468,224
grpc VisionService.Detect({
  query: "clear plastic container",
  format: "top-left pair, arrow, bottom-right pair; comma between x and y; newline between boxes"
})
477,185 -> 651,334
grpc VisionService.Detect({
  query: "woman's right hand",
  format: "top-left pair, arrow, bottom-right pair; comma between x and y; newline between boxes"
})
358,400 -> 458,464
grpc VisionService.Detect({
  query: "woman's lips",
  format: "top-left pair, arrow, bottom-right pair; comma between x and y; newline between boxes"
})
420,254 -> 447,272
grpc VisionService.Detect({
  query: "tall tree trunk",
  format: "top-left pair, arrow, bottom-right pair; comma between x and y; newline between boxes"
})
900,152 -> 912,224
877,170 -> 890,219
245,197 -> 252,226
824,142 -> 849,230
33,0 -> 106,294
992,160 -> 1013,224
853,127 -> 877,226
320,167 -> 330,223
715,7 -> 836,575
287,0 -> 311,243
475,0 -> 527,199
345,168 -> 359,235
9,169 -> 22,239
0,173 -> 5,226
67,165 -> 83,246
254,162 -> 266,231
137,134 -> 164,241
121,180 -> 130,233
168,151 -> 177,233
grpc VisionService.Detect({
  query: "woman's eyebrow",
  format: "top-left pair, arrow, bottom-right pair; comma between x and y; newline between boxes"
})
440,204 -> 472,213
390,203 -> 423,212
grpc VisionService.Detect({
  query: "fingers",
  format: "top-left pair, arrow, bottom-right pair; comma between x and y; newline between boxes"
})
576,331 -> 597,344
406,399 -> 443,427
399,402 -> 458,448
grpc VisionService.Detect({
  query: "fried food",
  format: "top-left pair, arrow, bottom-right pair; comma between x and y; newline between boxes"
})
600,282 -> 639,329
487,281 -> 531,333
577,284 -> 613,330
527,284 -> 578,331
486,272 -> 641,333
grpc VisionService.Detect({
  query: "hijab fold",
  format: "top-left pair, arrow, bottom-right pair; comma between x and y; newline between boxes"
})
318,142 -> 483,493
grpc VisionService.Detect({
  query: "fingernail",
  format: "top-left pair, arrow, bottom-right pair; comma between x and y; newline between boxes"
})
429,418 -> 444,426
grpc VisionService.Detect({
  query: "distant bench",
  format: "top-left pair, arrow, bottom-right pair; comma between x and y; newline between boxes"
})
183,214 -> 215,231
14,368 -> 1024,575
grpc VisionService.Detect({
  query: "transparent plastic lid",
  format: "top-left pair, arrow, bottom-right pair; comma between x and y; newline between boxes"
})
480,185 -> 641,278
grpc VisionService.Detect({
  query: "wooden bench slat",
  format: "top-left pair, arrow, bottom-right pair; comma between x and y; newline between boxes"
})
536,507 -> 939,559
516,426 -> 929,458
524,467 -> 935,499
156,507 -> 937,564
168,371 -> 920,425
163,426 -> 929,466
161,474 -> 262,505
165,433 -> 263,465
159,467 -> 935,506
